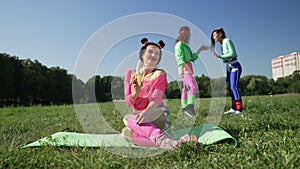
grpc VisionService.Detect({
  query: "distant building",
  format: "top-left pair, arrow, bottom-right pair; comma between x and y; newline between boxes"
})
272,52 -> 300,80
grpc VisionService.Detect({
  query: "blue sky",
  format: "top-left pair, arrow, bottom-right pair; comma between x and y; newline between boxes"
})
1,0 -> 299,81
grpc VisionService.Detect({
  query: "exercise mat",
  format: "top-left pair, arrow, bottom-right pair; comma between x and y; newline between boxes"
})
22,124 -> 237,148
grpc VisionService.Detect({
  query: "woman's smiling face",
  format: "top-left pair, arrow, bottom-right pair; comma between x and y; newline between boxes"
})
142,45 -> 161,67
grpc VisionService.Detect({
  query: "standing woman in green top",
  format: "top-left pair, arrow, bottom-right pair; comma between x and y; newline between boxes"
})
174,26 -> 208,117
211,27 -> 243,115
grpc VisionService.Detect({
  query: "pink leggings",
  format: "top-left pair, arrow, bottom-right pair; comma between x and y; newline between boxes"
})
127,115 -> 162,147
182,73 -> 198,101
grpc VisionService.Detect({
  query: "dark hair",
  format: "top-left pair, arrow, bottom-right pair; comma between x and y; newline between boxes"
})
139,38 -> 165,63
211,27 -> 226,47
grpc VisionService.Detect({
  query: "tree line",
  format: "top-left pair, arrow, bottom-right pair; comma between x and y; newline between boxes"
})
1,53 -> 299,106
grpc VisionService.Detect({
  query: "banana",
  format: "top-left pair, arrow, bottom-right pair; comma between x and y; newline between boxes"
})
130,73 -> 143,86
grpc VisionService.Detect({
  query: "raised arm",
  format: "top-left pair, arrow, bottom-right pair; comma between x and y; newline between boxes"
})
124,70 -> 136,107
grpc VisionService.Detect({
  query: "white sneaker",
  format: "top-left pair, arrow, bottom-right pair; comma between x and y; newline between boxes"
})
233,110 -> 243,116
224,108 -> 235,114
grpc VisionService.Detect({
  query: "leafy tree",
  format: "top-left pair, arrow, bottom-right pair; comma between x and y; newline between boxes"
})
166,81 -> 181,99
72,75 -> 86,103
85,75 -> 113,103
111,76 -> 124,100
246,75 -> 270,95
287,81 -> 300,93
94,75 -> 103,102
210,77 -> 226,97
0,53 -> 14,104
10,55 -> 25,104
85,76 -> 98,103
240,75 -> 270,95
287,70 -> 300,93
2,52 -> 300,106
239,75 -> 252,95
101,76 -> 113,102
273,77 -> 291,94
195,74 -> 211,98
22,59 -> 48,104
48,67 -> 72,104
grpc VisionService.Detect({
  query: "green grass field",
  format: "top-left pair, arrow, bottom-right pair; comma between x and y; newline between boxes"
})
1,94 -> 299,168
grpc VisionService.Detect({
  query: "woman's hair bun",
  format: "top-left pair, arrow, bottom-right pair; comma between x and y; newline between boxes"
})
157,40 -> 165,49
141,38 -> 148,45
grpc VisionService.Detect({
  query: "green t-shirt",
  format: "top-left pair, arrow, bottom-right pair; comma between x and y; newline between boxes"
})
174,41 -> 199,67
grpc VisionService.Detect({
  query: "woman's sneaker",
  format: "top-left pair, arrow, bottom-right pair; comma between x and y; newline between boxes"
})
224,108 -> 235,114
183,104 -> 196,117
156,134 -> 181,151
156,134 -> 199,150
179,134 -> 200,147
232,110 -> 243,116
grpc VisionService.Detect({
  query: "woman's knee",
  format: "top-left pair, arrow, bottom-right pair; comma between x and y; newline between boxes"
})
122,127 -> 133,142
189,83 -> 198,94
123,114 -> 135,126
230,83 -> 238,91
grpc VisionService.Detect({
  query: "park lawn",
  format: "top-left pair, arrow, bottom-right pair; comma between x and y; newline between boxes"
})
0,94 -> 299,168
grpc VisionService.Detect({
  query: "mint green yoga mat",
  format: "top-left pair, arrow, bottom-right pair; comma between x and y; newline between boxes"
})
22,124 -> 237,148
165,124 -> 237,146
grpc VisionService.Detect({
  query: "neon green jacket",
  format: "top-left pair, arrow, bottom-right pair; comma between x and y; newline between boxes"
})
174,41 -> 199,67
221,38 -> 237,62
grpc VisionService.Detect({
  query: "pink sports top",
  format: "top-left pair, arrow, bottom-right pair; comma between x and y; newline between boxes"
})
124,69 -> 168,111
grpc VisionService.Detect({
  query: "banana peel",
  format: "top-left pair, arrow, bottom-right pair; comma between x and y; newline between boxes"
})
130,73 -> 143,86
130,60 -> 143,86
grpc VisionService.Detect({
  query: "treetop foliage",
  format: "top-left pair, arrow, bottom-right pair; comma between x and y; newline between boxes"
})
1,53 -> 299,106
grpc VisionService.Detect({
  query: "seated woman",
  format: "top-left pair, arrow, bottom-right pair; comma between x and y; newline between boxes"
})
122,38 -> 198,150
